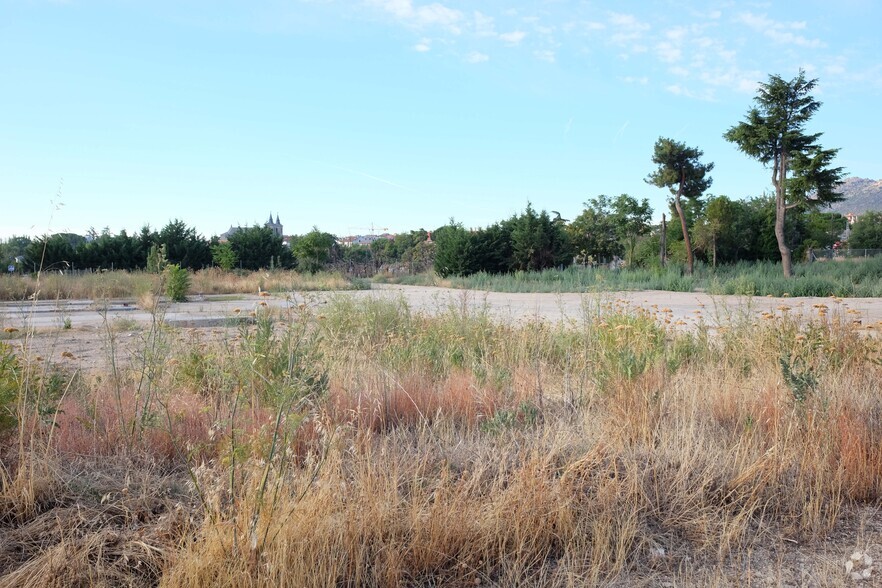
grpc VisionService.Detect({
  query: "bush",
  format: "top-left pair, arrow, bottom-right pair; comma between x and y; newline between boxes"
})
0,343 -> 18,434
165,264 -> 190,302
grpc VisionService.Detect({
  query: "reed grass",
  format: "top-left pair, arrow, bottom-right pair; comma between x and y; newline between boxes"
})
379,257 -> 882,297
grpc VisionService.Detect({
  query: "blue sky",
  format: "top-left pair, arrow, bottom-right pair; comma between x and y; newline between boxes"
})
2,0 -> 880,240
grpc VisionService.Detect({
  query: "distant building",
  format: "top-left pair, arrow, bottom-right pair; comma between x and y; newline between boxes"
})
220,213 -> 284,242
338,233 -> 395,247
266,214 -> 283,238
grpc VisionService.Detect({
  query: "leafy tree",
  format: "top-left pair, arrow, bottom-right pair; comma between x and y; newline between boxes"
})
646,137 -> 714,275
693,195 -> 737,267
471,220 -> 515,274
157,219 -> 212,270
24,233 -> 85,272
146,244 -> 167,273
849,211 -> 882,249
165,264 -> 190,302
404,239 -> 437,274
724,70 -> 844,276
341,244 -> 375,273
632,230 -> 663,269
227,226 -> 287,270
136,225 -> 158,268
370,238 -> 394,266
663,196 -> 704,251
741,195 -> 813,261
803,211 -> 846,251
567,196 -> 621,265
610,194 -> 652,266
78,230 -> 141,270
0,236 -> 32,271
370,230 -> 431,269
211,242 -> 239,271
292,228 -> 337,273
510,204 -> 571,271
433,222 -> 478,278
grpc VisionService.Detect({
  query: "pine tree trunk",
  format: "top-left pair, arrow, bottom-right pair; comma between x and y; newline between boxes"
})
712,235 -> 717,268
775,154 -> 793,278
775,203 -> 793,277
674,195 -> 693,275
659,214 -> 667,267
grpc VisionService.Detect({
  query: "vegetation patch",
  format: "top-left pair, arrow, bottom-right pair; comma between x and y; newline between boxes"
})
1,295 -> 880,585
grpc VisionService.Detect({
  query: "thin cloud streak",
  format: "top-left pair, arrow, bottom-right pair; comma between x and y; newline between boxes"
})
613,120 -> 630,143
301,158 -> 410,190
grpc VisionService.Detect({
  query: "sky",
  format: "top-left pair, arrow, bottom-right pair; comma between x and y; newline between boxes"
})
2,0 -> 881,240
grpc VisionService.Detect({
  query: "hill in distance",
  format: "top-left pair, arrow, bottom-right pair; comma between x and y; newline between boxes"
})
828,177 -> 882,215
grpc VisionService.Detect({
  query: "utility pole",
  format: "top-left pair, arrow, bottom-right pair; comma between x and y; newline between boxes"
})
659,213 -> 667,267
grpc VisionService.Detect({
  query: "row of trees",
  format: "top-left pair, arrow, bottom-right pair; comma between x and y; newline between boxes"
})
433,205 -> 571,278
3,220 -> 328,274
430,194 -> 857,278
1,217 -> 437,276
641,70 -> 845,277
431,70 -> 849,279
0,72 -> 869,280
4,193 -> 878,279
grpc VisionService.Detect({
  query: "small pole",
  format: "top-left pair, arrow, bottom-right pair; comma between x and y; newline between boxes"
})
659,213 -> 667,267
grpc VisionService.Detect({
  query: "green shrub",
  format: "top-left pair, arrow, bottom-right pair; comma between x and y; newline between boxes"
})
165,264 -> 190,302
0,343 -> 18,434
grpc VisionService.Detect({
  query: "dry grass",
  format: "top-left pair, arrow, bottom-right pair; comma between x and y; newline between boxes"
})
0,269 -> 366,302
1,296 -> 881,586
189,268 -> 364,295
0,271 -> 157,301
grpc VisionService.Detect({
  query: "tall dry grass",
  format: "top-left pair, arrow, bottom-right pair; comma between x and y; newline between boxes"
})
0,269 -> 367,301
1,295 -> 880,586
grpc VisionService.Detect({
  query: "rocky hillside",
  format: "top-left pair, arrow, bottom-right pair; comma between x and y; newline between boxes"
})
830,177 -> 882,215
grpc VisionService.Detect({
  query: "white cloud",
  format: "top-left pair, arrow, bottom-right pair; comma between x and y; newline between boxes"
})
413,38 -> 431,52
736,12 -> 824,48
473,10 -> 495,37
621,76 -> 649,85
565,20 -> 605,34
499,30 -> 527,44
607,11 -> 650,45
824,60 -> 847,76
695,66 -> 763,95
655,41 -> 681,63
665,84 -> 714,101
666,26 -> 688,42
465,51 -> 489,63
736,77 -> 760,93
534,49 -> 555,63
368,0 -> 464,32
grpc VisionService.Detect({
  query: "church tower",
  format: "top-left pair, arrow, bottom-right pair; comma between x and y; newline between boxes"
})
265,213 -> 283,238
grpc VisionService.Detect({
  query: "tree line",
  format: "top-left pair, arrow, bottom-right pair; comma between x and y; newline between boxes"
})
3,70 -> 881,278
2,220 -> 296,274
433,70 -> 863,278
0,218 -> 437,276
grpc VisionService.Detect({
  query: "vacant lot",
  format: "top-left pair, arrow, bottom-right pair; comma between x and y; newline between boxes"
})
1,285 -> 881,586
4,284 -> 882,366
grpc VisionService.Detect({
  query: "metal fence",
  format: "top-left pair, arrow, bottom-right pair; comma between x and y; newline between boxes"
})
808,249 -> 882,261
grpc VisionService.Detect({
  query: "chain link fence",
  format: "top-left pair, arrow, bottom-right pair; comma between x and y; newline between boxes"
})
808,248 -> 882,261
